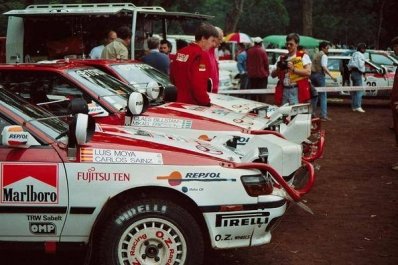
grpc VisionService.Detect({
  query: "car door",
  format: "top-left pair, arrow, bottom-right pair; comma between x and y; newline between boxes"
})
0,114 -> 68,241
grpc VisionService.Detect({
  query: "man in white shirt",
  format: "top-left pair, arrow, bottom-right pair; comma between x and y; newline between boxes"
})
347,43 -> 367,113
89,30 -> 117,59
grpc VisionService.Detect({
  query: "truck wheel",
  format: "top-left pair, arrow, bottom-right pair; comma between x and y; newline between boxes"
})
94,199 -> 204,265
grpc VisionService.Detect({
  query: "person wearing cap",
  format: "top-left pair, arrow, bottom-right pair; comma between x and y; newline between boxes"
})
271,33 -> 311,105
347,43 -> 367,113
246,36 -> 269,102
390,36 -> 398,170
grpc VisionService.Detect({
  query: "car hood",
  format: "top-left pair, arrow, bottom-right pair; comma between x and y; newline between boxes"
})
91,124 -> 243,163
154,102 -> 269,130
87,124 -> 301,175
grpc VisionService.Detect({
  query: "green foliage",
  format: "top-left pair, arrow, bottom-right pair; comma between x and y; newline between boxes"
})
0,0 -> 396,48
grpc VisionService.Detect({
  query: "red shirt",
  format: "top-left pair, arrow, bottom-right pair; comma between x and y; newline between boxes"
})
246,45 -> 269,78
170,43 -> 211,106
206,47 -> 219,93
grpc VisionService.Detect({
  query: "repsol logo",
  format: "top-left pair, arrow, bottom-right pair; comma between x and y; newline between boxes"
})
3,185 -> 57,203
215,212 -> 270,227
9,134 -> 28,139
185,172 -> 220,178
29,222 -> 56,234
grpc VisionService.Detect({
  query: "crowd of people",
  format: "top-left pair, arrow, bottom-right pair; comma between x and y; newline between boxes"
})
87,25 -> 398,171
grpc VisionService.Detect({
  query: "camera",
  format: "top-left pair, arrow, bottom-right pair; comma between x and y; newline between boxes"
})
277,57 -> 288,70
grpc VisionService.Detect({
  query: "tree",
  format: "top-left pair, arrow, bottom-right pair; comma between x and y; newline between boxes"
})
302,0 -> 312,36
224,0 -> 245,34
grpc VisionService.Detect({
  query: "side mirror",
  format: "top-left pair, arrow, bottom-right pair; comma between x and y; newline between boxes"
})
68,98 -> 89,115
68,113 -> 95,146
1,125 -> 40,148
162,85 -> 177,102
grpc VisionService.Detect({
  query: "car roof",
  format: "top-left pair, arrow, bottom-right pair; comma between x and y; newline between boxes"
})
0,62 -> 90,71
59,59 -> 142,66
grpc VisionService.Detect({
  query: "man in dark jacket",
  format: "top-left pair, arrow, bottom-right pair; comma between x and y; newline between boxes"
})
142,37 -> 170,74
170,23 -> 219,106
246,37 -> 269,102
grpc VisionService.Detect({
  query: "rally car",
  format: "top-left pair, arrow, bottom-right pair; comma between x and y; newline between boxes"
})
0,62 -> 323,163
61,59 -> 324,161
0,88 -> 314,265
326,55 -> 394,97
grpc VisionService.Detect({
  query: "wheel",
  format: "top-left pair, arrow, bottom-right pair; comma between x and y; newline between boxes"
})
93,199 -> 204,265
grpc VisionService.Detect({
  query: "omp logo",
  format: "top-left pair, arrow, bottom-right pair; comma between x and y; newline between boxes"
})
29,222 -> 56,235
215,212 -> 270,227
157,171 -> 236,186
1,163 -> 59,204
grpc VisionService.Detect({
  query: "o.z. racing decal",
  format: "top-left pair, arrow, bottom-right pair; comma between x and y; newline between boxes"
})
1,163 -> 59,204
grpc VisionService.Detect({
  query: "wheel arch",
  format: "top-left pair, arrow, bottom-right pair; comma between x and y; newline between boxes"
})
90,186 -> 211,248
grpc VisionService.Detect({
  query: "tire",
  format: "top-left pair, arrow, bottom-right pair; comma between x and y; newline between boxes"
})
93,199 -> 204,265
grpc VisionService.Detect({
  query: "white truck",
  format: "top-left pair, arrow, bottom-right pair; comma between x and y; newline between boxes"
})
3,2 -> 212,63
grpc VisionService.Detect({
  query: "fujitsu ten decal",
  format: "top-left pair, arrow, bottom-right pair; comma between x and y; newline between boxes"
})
1,163 -> 59,204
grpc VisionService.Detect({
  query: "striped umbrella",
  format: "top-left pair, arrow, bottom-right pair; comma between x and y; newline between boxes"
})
224,32 -> 252,43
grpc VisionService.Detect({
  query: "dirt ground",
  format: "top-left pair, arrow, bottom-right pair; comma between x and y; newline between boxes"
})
1,99 -> 398,265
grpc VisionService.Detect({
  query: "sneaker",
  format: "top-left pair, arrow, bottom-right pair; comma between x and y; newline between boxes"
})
392,163 -> 398,171
353,107 -> 365,113
320,117 -> 332,121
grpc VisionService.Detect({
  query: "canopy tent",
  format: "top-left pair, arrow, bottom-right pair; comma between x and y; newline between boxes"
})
263,35 -> 322,49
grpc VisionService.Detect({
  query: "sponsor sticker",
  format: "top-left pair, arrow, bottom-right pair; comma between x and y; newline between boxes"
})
215,212 -> 270,227
29,222 -> 57,235
131,116 -> 192,129
77,167 -> 131,183
80,148 -> 163,164
176,53 -> 189,62
157,171 -> 236,186
198,64 -> 206,71
1,163 -> 59,204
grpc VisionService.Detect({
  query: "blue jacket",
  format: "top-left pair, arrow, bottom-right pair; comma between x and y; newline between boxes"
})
142,50 -> 170,74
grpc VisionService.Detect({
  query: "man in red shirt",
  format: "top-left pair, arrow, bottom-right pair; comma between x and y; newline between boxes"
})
246,37 -> 269,102
170,23 -> 219,106
206,27 -> 223,94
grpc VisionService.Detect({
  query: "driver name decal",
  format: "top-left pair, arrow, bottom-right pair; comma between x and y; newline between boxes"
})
80,148 -> 163,164
1,163 -> 59,204
131,116 -> 192,129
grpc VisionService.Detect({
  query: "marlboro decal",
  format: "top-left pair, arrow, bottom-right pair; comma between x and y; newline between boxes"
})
1,163 -> 59,204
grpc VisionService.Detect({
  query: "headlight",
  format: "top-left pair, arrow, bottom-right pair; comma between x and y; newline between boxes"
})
241,174 -> 273,197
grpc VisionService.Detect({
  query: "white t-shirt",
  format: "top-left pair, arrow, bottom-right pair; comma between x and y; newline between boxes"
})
89,45 -> 104,59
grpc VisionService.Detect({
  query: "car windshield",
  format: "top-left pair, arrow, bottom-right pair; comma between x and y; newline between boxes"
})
0,89 -> 68,139
67,68 -> 130,111
110,63 -> 173,88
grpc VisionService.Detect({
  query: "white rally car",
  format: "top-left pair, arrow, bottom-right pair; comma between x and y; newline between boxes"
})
0,89 -> 315,265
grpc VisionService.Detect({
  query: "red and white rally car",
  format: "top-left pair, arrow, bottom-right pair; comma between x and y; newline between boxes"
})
0,62 -> 323,163
0,88 -> 314,264
60,59 -> 324,162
